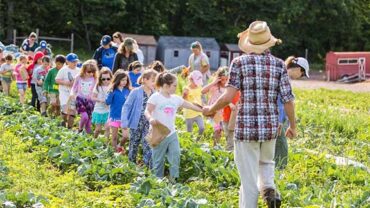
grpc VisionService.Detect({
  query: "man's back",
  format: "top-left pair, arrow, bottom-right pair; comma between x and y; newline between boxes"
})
228,52 -> 294,142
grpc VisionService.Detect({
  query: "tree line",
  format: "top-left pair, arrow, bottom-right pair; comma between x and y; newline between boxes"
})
0,0 -> 369,62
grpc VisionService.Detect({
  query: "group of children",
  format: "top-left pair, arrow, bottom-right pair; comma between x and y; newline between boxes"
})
0,50 -> 239,181
1,44 -> 310,181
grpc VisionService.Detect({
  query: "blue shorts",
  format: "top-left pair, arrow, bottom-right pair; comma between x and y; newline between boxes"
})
16,83 -> 27,91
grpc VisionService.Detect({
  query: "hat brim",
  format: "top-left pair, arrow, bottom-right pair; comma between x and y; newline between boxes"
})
68,59 -> 79,63
238,29 -> 278,54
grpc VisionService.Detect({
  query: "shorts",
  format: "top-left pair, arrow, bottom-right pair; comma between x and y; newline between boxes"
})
16,83 -> 27,91
61,99 -> 77,115
108,118 -> 121,128
36,86 -> 47,103
1,77 -> 12,83
48,93 -> 60,106
92,112 -> 109,125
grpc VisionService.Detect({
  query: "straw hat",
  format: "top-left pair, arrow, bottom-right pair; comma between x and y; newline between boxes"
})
238,21 -> 282,54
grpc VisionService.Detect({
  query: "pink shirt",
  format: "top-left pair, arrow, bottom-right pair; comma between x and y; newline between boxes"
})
14,64 -> 27,83
71,75 -> 96,99
208,84 -> 225,124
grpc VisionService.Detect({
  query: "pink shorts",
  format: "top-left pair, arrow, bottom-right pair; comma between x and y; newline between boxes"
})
109,119 -> 121,128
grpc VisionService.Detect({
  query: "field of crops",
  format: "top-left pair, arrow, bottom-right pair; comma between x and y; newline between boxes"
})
0,87 -> 369,207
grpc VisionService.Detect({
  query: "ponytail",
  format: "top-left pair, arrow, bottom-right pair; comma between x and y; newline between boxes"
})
155,72 -> 176,88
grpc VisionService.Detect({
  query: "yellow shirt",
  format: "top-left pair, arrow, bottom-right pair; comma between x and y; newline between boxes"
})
183,87 -> 203,119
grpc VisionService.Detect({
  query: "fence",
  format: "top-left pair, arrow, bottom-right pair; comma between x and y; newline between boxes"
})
13,28 -> 74,52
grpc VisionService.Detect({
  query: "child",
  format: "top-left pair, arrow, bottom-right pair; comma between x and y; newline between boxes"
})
145,72 -> 203,181
55,53 -> 81,129
121,69 -> 158,167
201,66 -> 228,146
222,91 -> 240,151
182,70 -> 205,140
92,67 -> 112,138
13,55 -> 29,104
28,52 -> 44,110
71,60 -> 97,134
34,56 -> 51,116
0,54 -> 14,96
128,61 -> 142,88
274,56 -> 309,169
43,55 -> 66,118
105,70 -> 131,152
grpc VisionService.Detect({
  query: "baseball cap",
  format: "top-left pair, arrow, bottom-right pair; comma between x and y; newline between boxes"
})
40,40 -> 47,48
66,53 -> 79,62
294,57 -> 310,78
190,70 -> 203,87
100,35 -> 112,46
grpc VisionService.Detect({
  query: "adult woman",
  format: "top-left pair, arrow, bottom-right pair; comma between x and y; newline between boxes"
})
112,32 -> 124,47
188,41 -> 210,104
112,37 -> 138,73
188,41 -> 210,85
20,32 -> 39,57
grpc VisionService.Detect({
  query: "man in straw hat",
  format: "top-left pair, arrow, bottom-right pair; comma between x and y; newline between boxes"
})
203,21 -> 297,208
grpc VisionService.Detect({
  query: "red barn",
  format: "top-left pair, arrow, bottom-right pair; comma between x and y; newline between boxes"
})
326,52 -> 370,81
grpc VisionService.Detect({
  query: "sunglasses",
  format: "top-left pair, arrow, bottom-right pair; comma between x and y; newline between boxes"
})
101,78 -> 111,81
86,70 -> 95,74
113,36 -> 119,38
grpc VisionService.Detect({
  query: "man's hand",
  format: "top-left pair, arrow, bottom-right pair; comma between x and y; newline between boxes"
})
285,127 -> 297,139
202,106 -> 215,117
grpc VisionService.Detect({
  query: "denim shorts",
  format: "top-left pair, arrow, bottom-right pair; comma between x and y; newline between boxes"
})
16,83 -> 27,91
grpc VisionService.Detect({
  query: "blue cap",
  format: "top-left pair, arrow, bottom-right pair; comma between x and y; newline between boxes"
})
100,35 -> 112,46
66,53 -> 79,62
40,40 -> 47,48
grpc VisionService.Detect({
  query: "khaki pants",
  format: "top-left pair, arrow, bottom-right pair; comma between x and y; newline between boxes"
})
234,140 -> 276,208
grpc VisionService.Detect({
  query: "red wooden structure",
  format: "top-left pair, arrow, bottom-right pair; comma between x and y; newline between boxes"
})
326,51 -> 370,81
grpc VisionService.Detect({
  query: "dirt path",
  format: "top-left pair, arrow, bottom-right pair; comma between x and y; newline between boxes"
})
291,80 -> 370,93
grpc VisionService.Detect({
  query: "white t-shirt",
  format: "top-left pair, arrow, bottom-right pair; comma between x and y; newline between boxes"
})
93,85 -> 110,113
55,66 -> 80,105
147,92 -> 184,135
136,48 -> 144,64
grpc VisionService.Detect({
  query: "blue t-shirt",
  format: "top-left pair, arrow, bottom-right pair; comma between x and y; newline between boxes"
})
105,87 -> 130,120
129,71 -> 141,88
277,96 -> 286,124
101,47 -> 116,70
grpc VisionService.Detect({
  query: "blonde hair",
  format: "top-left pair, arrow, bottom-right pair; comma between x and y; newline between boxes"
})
96,67 -> 113,92
118,37 -> 135,54
79,59 -> 98,79
138,69 -> 158,85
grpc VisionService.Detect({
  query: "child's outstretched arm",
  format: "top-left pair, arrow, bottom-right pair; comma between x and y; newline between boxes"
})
182,100 -> 202,112
201,77 -> 220,94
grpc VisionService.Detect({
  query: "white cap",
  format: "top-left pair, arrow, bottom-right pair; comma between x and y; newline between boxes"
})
294,57 -> 309,78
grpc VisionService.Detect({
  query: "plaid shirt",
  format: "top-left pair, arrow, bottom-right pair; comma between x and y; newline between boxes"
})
227,52 -> 294,142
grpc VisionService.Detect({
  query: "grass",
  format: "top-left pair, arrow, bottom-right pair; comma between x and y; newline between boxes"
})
1,79 -> 370,207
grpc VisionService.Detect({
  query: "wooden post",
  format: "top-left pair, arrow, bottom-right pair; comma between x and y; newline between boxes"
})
71,33 -> 74,53
36,28 -> 39,41
305,48 -> 308,60
13,29 -> 16,45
